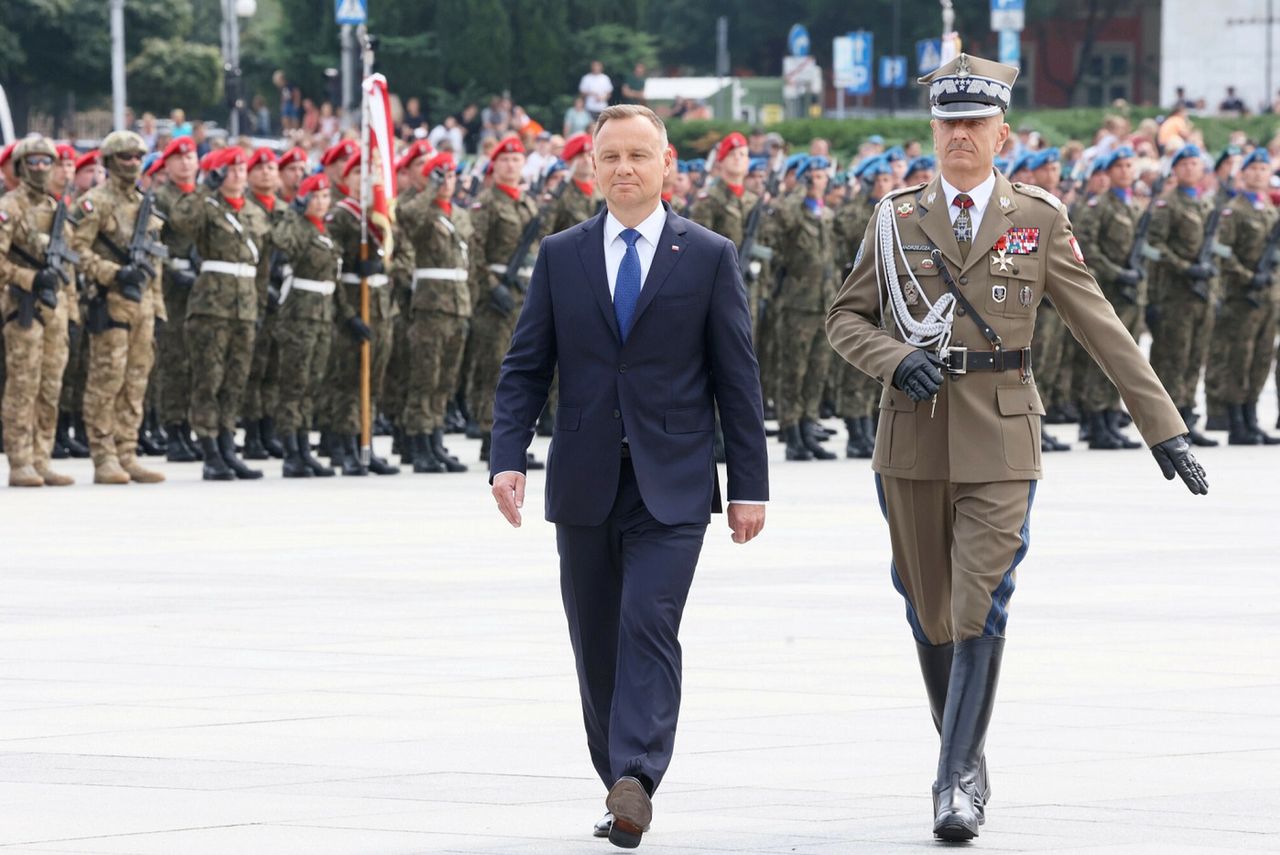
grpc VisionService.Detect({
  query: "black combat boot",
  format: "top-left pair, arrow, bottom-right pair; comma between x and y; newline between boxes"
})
479,433 -> 491,462
917,643 -> 991,819
218,430 -> 264,479
465,419 -> 483,440
1041,426 -> 1071,452
860,415 -> 879,448
295,429 -> 333,476
1085,411 -> 1122,450
366,439 -> 399,475
200,436 -> 235,481
137,411 -> 166,456
1105,410 -> 1141,448
260,417 -> 285,458
1179,406 -> 1218,448
1227,404 -> 1258,445
395,428 -> 413,466
784,425 -> 813,461
281,431 -> 313,478
432,429 -> 468,472
932,637 -> 1004,842
1244,401 -> 1280,444
69,414 -> 91,458
411,434 -> 446,473
165,422 -> 199,462
844,418 -> 872,459
53,412 -> 73,459
800,419 -> 837,460
341,435 -> 369,476
242,419 -> 269,459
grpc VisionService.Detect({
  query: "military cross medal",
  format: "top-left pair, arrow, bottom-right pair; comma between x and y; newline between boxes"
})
991,246 -> 1014,274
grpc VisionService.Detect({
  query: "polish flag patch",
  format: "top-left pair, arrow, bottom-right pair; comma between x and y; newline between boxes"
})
1069,235 -> 1085,264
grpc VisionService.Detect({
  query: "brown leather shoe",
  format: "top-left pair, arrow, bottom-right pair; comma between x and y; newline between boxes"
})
605,777 -> 652,849
35,465 -> 74,486
8,464 -> 45,487
121,456 -> 165,483
93,456 -> 131,485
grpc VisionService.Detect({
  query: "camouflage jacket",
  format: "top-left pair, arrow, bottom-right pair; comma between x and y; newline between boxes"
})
271,209 -> 340,323
1075,189 -> 1139,292
154,182 -> 200,290
1218,192 -> 1280,292
0,185 -> 77,306
468,185 -> 541,311
399,194 -> 472,317
546,179 -> 603,236
688,179 -> 758,250
327,197 -> 397,324
1147,187 -> 1215,305
68,177 -> 167,321
169,190 -> 270,321
771,193 -> 838,313
833,195 -> 875,276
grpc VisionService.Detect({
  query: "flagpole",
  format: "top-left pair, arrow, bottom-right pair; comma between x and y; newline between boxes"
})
357,24 -> 373,466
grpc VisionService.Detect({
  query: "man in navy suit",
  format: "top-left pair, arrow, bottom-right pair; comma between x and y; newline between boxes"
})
490,105 -> 769,849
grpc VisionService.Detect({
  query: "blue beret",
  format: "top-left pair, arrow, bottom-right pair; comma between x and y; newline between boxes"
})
1242,148 -> 1270,169
1007,153 -> 1034,176
1029,147 -> 1060,171
861,156 -> 894,179
906,155 -> 936,175
142,152 -> 162,176
546,158 -> 568,175
676,160 -> 690,174
867,134 -> 885,146
1090,157 -> 1109,176
1170,144 -> 1202,166
784,153 -> 808,173
688,159 -> 705,174
1214,146 -> 1241,171
1102,146 -> 1136,170
797,155 -> 831,182
748,157 -> 768,174
884,145 -> 906,162
993,157 -> 1010,174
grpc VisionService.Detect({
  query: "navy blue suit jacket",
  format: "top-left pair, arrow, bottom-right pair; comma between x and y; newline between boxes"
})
490,204 -> 769,527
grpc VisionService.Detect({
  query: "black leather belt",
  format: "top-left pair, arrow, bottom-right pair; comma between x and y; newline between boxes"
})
939,346 -> 1032,375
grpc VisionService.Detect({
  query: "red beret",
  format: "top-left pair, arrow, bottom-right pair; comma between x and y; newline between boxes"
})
247,146 -> 277,171
716,132 -> 747,162
75,150 -> 100,173
421,152 -> 455,176
491,135 -> 525,158
161,136 -> 196,161
396,140 -> 434,173
297,173 -> 329,198
0,142 -> 15,168
56,144 -> 77,162
561,133 -> 593,162
341,151 -> 362,178
321,139 -> 358,167
278,146 -> 308,169
212,146 -> 246,170
199,151 -> 217,173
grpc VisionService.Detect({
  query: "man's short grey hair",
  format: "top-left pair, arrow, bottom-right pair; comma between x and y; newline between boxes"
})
593,105 -> 668,147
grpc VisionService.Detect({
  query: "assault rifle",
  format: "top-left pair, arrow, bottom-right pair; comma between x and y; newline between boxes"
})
1121,174 -> 1167,304
488,180 -> 569,315
1191,178 -> 1232,301
1247,216 -> 1280,309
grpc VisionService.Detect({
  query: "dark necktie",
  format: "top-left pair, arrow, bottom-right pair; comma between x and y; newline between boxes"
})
615,228 -> 642,341
953,193 -> 974,257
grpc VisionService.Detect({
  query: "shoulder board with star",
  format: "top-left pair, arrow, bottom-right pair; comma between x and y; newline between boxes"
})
1012,182 -> 1064,212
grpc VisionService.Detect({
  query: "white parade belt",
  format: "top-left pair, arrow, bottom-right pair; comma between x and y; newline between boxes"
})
413,268 -> 468,282
200,260 -> 256,278
170,259 -> 192,271
289,277 -> 336,295
340,273 -> 389,287
488,263 -> 533,279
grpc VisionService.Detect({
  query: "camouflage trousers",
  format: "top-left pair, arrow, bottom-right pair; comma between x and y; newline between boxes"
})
774,308 -> 832,428
83,292 -> 155,463
756,301 -> 779,406
241,313 -> 280,421
2,293 -> 69,470
1078,294 -> 1141,412
59,313 -> 88,414
1149,288 -> 1214,408
466,302 -> 518,433
329,316 -> 394,435
1031,303 -> 1069,409
185,315 -> 255,438
403,311 -> 468,434
381,312 -> 413,426
156,279 -> 194,424
835,359 -> 877,420
274,318 -> 331,434
1212,291 -> 1277,405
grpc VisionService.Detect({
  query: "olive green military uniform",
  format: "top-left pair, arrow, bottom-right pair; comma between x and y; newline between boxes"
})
271,208 -> 340,434
771,192 -> 838,431
688,179 -> 758,249
68,178 -> 168,477
547,179 -> 603,236
399,193 -> 473,435
0,182 -> 78,484
242,193 -> 284,432
153,181 -> 199,428
1211,192 -> 1278,407
326,198 -> 398,435
380,228 -> 416,435
1146,188 -> 1216,410
465,185 -> 541,434
169,191 -> 269,438
832,195 -> 880,425
1073,189 -> 1143,413
827,174 -> 1185,644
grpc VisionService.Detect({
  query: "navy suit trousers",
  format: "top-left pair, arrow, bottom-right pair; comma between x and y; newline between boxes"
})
555,456 -> 708,793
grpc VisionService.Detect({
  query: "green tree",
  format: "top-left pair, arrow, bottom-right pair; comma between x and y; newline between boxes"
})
127,37 -> 224,115
572,24 -> 658,83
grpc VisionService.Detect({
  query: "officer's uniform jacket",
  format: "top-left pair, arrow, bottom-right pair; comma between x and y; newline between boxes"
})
68,179 -> 167,322
0,185 -> 78,317
826,170 -> 1186,483
270,208 -> 340,324
170,189 -> 270,321
399,193 -> 472,318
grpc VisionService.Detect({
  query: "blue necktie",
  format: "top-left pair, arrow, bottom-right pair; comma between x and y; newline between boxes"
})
614,228 -> 642,341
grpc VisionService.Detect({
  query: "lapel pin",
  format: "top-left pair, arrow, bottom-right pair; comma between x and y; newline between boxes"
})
999,195 -> 1012,209
671,245 -> 679,251
927,191 -> 937,205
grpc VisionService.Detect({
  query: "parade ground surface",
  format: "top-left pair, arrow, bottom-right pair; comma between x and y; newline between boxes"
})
2,407 -> 1278,854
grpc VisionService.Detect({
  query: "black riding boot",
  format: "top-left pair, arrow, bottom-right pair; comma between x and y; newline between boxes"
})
917,643 -> 991,819
200,436 -> 235,481
260,417 -> 285,458
1228,404 -> 1258,445
933,637 -> 1004,842
1180,406 -> 1218,447
432,429 -> 468,472
784,425 -> 813,461
218,430 -> 263,479
297,429 -> 334,476
281,431 -> 313,478
242,419 -> 269,460
800,419 -> 837,459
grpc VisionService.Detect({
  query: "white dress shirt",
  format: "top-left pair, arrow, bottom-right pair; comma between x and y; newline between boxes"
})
939,170 -> 997,237
604,203 -> 667,295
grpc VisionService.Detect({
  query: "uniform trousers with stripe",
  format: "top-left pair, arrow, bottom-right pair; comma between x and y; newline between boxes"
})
875,474 -> 1036,645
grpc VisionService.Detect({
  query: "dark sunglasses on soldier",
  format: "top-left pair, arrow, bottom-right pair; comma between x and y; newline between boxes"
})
115,153 -> 144,162
24,155 -> 54,167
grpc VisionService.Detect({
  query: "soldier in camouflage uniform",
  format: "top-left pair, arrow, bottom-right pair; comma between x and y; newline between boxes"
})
1026,148 -> 1071,452
0,136 -> 79,486
1072,145 -> 1144,449
170,146 -> 271,481
771,156 -> 838,461
689,132 -> 757,250
398,152 -> 472,474
277,147 -> 309,206
1211,148 -> 1280,445
465,136 -> 545,467
67,130 -> 167,484
325,152 -> 400,476
1144,145 -> 1219,447
47,142 -> 89,460
270,173 -> 340,478
55,150 -> 103,460
547,133 -> 603,234
1203,148 -> 1244,432
241,147 -> 285,460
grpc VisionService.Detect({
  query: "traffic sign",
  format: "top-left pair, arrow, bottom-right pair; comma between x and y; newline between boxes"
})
916,38 -> 942,75
880,55 -> 908,89
788,24 -> 811,58
833,36 -> 855,89
998,30 -> 1021,68
990,0 -> 1025,32
847,30 -> 873,96
335,0 -> 366,25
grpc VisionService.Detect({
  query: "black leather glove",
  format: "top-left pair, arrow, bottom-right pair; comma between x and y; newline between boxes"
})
356,257 -> 384,278
488,283 -> 516,316
1186,262 -> 1216,280
1115,268 -> 1143,287
33,267 -> 61,308
891,350 -> 945,402
1249,271 -> 1273,290
114,264 -> 147,302
172,268 -> 197,288
1144,304 -> 1161,329
1151,435 -> 1208,495
204,169 -> 225,191
267,284 -> 281,313
345,316 -> 372,342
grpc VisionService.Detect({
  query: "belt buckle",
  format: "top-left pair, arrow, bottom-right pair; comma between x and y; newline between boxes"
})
941,345 -> 968,375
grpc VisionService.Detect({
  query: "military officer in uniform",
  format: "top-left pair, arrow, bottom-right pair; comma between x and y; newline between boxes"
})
0,136 -> 79,486
826,53 -> 1207,843
68,130 -> 168,485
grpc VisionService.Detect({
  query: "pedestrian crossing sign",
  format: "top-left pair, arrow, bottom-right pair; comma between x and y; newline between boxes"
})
335,0 -> 366,25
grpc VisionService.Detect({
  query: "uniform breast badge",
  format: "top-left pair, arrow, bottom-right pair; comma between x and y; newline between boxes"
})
990,238 -> 1015,274
992,284 -> 1007,302
1019,285 -> 1033,306
897,201 -> 915,218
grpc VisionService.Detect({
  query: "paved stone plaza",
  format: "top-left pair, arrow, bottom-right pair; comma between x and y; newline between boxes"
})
1,411 -> 1278,854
